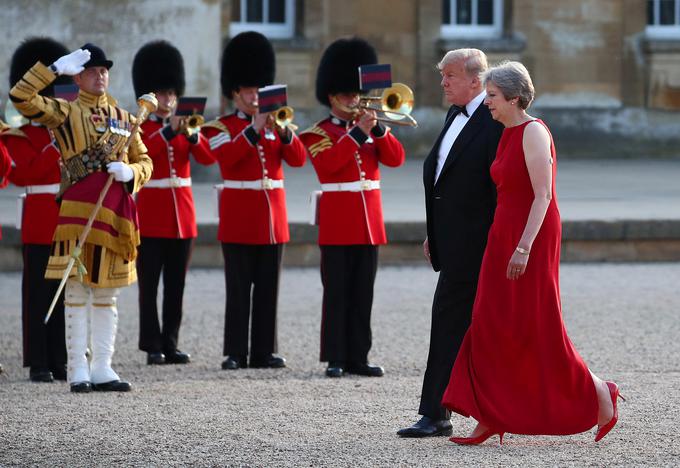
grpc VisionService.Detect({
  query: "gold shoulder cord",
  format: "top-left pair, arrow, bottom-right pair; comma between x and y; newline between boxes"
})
301,124 -> 333,158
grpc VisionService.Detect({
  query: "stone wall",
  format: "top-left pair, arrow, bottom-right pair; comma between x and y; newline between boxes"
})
0,0 -> 679,158
0,0 -> 222,115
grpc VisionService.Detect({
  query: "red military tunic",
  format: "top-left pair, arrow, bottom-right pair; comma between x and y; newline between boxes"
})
202,111 -> 306,244
0,137 -> 11,239
300,116 -> 405,245
136,115 -> 215,238
0,124 -> 60,245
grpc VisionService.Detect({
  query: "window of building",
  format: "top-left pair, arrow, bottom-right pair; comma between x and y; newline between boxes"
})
647,0 -> 680,38
441,0 -> 503,39
230,0 -> 295,39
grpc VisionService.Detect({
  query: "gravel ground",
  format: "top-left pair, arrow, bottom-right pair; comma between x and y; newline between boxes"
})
1,263 -> 679,467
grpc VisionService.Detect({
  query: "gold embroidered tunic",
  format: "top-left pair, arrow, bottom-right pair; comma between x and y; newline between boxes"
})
10,61 -> 153,288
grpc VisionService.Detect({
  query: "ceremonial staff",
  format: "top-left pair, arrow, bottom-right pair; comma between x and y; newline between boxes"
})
44,93 -> 158,324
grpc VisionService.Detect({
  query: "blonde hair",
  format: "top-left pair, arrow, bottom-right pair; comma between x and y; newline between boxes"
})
483,61 -> 535,109
437,48 -> 488,79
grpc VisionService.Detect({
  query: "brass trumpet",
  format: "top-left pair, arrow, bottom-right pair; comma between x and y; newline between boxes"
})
359,83 -> 418,127
180,112 -> 205,137
273,106 -> 296,130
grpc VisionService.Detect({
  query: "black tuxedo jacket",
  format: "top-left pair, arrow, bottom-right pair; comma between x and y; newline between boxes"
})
423,103 -> 504,279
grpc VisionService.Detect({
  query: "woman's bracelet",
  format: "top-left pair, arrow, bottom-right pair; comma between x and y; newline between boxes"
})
515,246 -> 530,255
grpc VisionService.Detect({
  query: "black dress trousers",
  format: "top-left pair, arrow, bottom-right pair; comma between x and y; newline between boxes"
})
22,244 -> 66,371
319,245 -> 378,364
138,237 -> 194,354
221,243 -> 283,358
418,272 -> 477,420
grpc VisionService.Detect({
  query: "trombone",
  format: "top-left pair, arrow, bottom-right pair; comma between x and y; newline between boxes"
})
360,83 -> 417,127
333,83 -> 418,127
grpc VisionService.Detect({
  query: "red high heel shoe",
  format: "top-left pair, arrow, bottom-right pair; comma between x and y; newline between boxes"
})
595,381 -> 625,442
450,429 -> 505,446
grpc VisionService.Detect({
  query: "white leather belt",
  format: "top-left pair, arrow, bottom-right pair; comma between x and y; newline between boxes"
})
222,178 -> 284,190
144,177 -> 192,188
25,183 -> 60,195
321,180 -> 380,192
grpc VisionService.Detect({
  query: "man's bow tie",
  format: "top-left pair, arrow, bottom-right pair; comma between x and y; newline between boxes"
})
452,105 -> 469,118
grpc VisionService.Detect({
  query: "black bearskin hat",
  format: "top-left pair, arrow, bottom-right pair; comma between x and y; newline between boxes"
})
132,40 -> 185,97
10,37 -> 72,97
221,31 -> 275,99
315,37 -> 378,107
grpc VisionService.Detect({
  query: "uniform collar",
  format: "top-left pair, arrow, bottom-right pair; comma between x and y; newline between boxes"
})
329,113 -> 348,127
236,110 -> 251,121
149,113 -> 169,124
78,90 -> 108,108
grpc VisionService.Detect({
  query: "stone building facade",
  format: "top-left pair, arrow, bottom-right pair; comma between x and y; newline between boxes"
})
1,0 -> 678,156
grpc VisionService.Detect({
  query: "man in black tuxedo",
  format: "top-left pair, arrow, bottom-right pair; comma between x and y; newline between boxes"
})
397,49 -> 503,437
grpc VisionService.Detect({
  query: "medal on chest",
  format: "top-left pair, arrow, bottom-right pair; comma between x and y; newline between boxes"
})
90,114 -> 107,133
107,118 -> 131,137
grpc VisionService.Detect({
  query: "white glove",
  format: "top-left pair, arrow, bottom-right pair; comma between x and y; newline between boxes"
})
107,161 -> 134,182
51,49 -> 91,76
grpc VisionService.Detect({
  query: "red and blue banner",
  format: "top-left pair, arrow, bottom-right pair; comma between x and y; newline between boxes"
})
175,96 -> 207,116
359,64 -> 392,91
258,85 -> 288,113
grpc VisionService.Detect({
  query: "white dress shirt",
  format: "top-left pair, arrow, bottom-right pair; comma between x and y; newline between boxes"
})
434,90 -> 487,183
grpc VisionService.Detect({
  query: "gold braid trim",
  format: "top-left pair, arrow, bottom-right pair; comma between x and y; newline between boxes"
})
202,119 -> 231,137
301,125 -> 333,158
0,127 -> 27,138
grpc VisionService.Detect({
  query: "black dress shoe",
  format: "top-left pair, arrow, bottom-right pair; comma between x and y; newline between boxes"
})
92,380 -> 132,392
221,356 -> 247,370
396,416 -> 453,438
146,352 -> 166,365
249,354 -> 286,368
70,382 -> 92,393
345,362 -> 385,377
50,366 -> 68,381
0,363 -> 3,375
29,368 -> 54,383
164,350 -> 190,364
325,362 -> 345,378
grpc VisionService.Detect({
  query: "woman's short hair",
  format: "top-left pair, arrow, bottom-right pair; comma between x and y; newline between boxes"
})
437,48 -> 488,79
483,61 -> 535,109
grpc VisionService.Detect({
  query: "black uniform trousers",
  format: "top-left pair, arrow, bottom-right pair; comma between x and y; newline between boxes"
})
22,244 -> 66,371
418,271 -> 477,420
138,237 -> 194,354
221,243 -> 283,358
319,245 -> 378,364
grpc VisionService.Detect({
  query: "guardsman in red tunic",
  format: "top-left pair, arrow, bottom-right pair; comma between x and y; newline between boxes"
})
0,37 -> 72,383
0,130 -> 9,376
0,133 -> 10,229
132,41 -> 215,366
300,38 -> 405,378
201,32 -> 306,370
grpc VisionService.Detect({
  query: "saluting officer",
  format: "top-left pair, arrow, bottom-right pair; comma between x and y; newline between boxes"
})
10,44 -> 152,393
132,40 -> 215,366
300,37 -> 405,378
1,37 -> 71,383
202,31 -> 306,370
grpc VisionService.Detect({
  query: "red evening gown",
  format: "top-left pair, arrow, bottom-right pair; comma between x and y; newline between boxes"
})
441,119 -> 598,435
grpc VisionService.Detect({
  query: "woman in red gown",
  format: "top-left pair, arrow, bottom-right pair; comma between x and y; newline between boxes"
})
441,61 -> 623,445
